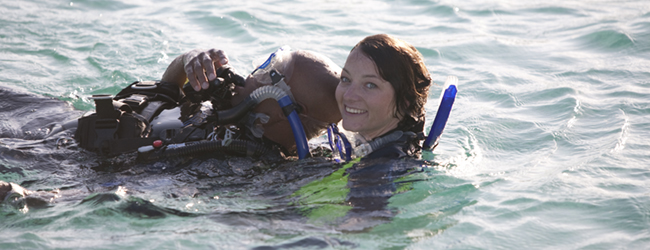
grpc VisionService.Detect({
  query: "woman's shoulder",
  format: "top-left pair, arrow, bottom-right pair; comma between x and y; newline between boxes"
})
363,131 -> 420,160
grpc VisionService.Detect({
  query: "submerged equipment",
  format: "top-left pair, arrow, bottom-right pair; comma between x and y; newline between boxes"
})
74,61 -> 311,160
74,80 -> 181,156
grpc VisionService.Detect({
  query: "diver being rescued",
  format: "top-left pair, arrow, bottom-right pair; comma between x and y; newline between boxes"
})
59,34 -> 455,163
68,46 -> 343,160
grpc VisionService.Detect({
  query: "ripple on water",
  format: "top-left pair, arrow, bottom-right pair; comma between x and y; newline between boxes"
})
0,232 -> 48,249
1,0 -> 650,248
574,29 -> 635,52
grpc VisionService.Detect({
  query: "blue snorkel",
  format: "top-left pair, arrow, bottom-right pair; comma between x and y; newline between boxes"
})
422,85 -> 457,150
278,95 -> 310,159
422,77 -> 458,160
252,46 -> 310,159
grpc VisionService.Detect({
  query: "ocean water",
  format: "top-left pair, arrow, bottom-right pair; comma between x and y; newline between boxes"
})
1,0 -> 650,249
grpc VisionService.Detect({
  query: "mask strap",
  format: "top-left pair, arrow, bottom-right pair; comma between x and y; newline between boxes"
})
327,123 -> 352,161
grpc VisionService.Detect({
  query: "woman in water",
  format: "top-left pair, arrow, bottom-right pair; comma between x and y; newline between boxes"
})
294,34 -> 433,231
333,33 -> 431,160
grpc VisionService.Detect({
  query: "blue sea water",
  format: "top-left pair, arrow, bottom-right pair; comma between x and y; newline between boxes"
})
1,0 -> 650,249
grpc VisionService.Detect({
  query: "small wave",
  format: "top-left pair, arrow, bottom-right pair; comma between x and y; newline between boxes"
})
574,29 -> 634,52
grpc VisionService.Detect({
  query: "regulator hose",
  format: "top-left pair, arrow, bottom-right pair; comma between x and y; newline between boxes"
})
213,85 -> 289,125
207,85 -> 310,159
146,139 -> 271,160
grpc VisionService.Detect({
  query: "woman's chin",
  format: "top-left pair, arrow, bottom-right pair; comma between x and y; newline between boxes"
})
340,120 -> 363,133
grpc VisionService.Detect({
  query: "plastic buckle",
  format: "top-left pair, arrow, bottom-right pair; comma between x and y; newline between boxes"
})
222,128 -> 234,146
132,81 -> 157,90
122,94 -> 148,106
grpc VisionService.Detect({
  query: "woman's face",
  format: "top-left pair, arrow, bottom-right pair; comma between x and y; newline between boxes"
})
336,48 -> 401,140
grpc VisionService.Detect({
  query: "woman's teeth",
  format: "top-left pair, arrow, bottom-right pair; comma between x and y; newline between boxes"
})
346,106 -> 365,114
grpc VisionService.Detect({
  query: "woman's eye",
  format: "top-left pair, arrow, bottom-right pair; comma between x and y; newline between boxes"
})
365,82 -> 377,89
340,76 -> 350,82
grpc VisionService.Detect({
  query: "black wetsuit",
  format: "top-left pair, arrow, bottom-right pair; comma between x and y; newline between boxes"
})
363,130 -> 420,159
337,130 -> 423,230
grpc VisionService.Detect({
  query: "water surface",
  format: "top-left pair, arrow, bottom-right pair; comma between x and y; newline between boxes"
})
1,0 -> 649,249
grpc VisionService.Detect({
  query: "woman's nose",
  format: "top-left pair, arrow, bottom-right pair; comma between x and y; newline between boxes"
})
342,83 -> 361,100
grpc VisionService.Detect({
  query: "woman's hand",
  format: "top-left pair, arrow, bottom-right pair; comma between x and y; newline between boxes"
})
162,48 -> 229,91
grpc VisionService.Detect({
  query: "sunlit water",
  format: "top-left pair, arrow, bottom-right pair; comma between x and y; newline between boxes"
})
1,0 -> 650,249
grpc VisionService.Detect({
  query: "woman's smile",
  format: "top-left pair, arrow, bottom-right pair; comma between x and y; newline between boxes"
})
335,48 -> 401,141
344,105 -> 366,114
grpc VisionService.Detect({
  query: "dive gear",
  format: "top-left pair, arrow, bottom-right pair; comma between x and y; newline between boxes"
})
422,78 -> 457,151
327,123 -> 352,161
327,123 -> 415,161
251,46 -> 291,85
143,82 -> 309,160
75,79 -> 183,156
138,138 -> 271,161
74,62 -> 311,160
181,65 -> 245,111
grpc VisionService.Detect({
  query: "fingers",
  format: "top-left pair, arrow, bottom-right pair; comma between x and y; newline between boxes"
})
203,49 -> 229,89
184,59 -> 203,91
207,48 -> 229,73
183,49 -> 230,92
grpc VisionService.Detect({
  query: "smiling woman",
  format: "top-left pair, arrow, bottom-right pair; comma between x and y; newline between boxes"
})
335,34 -> 432,159
290,35 -> 435,231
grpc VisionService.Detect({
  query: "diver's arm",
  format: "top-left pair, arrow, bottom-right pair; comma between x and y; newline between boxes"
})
161,49 -> 229,92
1,181 -> 61,209
0,181 -> 32,204
0,181 -> 13,201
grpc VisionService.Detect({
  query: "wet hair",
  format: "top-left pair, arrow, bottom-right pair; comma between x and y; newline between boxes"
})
352,34 -> 432,135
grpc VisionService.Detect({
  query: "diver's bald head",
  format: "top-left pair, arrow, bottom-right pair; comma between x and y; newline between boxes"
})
284,50 -> 342,128
232,50 -> 342,154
